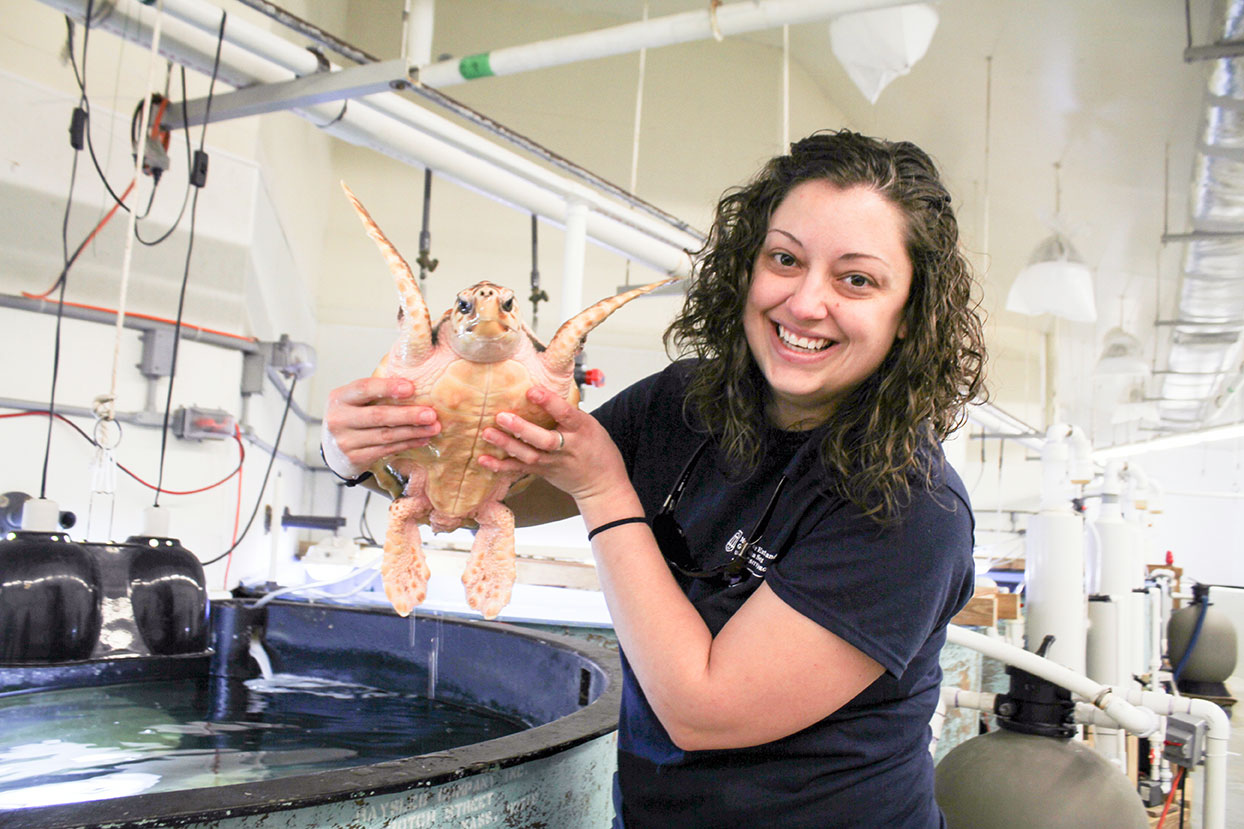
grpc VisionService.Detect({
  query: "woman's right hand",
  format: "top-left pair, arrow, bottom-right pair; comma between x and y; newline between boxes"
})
321,376 -> 440,479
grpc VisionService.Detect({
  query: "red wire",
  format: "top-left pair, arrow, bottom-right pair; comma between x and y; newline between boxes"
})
27,180 -> 137,300
1155,766 -> 1184,828
0,409 -> 244,495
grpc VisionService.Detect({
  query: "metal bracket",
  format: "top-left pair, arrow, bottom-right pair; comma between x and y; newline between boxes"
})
174,58 -> 413,130
1161,229 -> 1244,243
1185,41 -> 1244,62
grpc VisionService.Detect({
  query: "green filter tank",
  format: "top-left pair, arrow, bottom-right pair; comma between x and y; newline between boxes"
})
1168,583 -> 1237,684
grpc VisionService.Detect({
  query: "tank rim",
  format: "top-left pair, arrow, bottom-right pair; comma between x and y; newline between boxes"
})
0,599 -> 622,829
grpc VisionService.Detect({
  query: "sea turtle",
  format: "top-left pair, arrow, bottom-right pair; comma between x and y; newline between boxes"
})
342,183 -> 675,619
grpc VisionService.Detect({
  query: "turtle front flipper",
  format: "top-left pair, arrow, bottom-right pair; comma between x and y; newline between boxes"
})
540,277 -> 678,374
341,182 -> 434,367
461,500 -> 517,620
383,494 -> 433,617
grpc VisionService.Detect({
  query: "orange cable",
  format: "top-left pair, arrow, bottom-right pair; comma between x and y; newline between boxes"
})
27,180 -> 137,300
17,294 -> 257,343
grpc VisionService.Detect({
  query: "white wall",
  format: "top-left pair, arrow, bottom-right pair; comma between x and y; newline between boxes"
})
0,3 -> 332,591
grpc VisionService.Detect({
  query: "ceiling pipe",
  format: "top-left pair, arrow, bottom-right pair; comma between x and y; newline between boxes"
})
417,0 -> 922,87
402,0 -> 435,66
145,0 -> 702,258
202,0 -> 702,243
38,0 -> 698,278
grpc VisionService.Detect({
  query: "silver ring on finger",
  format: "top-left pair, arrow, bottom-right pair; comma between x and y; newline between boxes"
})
552,429 -> 565,453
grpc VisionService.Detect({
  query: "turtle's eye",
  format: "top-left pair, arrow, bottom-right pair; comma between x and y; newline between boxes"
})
456,297 -> 473,315
501,296 -> 515,312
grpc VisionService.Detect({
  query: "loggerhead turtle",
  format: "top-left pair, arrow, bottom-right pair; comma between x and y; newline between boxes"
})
342,183 -> 675,619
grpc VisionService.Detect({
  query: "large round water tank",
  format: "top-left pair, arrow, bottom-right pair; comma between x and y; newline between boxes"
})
1169,601 -> 1238,683
935,729 -> 1148,828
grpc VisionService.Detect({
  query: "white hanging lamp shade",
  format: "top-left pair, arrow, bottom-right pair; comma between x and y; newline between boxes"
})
1096,327 -> 1148,375
828,4 -> 939,104
1005,234 -> 1097,323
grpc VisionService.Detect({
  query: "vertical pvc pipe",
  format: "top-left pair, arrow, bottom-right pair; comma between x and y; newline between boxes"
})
268,471 -> 283,585
405,0 -> 434,66
561,200 -> 588,324
1086,596 -> 1125,766
1025,509 -> 1086,674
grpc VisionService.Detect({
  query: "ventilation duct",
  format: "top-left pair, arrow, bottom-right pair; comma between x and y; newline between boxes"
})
1157,0 -> 1244,428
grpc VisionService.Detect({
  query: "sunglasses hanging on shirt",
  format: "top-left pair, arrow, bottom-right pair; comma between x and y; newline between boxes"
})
651,439 -> 787,585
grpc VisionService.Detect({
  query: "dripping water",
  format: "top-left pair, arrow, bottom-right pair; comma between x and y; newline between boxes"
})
427,615 -> 441,701
248,633 -> 274,681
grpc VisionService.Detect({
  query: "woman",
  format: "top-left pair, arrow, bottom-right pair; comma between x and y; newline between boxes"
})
324,130 -> 986,827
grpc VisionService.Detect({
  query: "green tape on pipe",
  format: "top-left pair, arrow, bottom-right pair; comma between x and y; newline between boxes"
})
459,53 -> 494,80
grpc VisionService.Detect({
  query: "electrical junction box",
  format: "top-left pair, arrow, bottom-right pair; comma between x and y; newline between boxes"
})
1163,713 -> 1208,768
173,407 -> 237,441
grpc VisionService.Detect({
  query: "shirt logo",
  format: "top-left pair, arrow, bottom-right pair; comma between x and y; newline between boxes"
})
725,530 -> 776,578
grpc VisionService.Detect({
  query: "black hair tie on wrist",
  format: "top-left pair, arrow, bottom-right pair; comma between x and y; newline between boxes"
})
587,516 -> 647,542
320,444 -> 373,487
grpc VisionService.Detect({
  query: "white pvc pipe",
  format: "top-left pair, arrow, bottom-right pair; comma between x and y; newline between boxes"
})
39,0 -> 699,278
946,625 -> 1228,829
145,0 -> 704,256
403,0 -> 435,66
946,626 -> 1158,737
267,471 -> 283,585
929,691 -> 947,756
561,200 -> 588,325
1024,509 -> 1086,674
1118,687 -> 1230,829
1085,597 -> 1126,765
418,0 -> 918,87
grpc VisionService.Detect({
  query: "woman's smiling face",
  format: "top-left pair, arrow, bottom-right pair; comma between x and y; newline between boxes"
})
743,180 -> 913,430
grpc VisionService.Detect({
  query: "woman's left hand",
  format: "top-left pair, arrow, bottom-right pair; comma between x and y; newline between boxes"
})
480,386 -> 631,515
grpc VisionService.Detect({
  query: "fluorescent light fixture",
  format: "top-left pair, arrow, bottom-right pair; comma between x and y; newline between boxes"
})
829,4 -> 939,104
964,401 -> 1046,451
1005,234 -> 1097,323
1092,420 -> 1244,461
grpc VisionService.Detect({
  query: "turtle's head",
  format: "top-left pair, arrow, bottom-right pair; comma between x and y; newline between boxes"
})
441,281 -> 526,362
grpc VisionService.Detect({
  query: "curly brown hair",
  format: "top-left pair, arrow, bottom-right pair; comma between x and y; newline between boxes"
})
664,130 -> 987,523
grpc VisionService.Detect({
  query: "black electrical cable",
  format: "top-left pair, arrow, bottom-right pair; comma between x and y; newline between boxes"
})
39,5 -> 100,500
82,103 -> 137,214
356,489 -> 379,547
199,375 -> 298,567
152,10 -> 226,506
40,166 -> 76,501
63,17 -> 84,93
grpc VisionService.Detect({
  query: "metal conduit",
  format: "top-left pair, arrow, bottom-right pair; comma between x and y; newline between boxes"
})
0,293 -> 259,354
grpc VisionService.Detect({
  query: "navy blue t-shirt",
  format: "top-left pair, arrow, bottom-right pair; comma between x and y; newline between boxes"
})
592,361 -> 976,829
